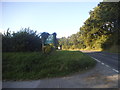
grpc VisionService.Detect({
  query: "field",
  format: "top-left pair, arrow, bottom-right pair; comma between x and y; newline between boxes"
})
3,50 -> 96,80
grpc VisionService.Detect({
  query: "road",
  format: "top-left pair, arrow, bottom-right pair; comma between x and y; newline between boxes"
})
82,51 -> 119,73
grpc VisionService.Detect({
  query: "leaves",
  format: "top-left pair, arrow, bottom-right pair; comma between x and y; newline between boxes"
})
2,28 -> 42,52
59,2 -> 119,50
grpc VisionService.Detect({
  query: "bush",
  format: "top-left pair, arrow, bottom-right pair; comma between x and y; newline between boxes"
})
2,28 -> 42,52
43,45 -> 53,54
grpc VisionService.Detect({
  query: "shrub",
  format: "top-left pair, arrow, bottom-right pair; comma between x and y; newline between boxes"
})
2,28 -> 42,52
43,45 -> 53,54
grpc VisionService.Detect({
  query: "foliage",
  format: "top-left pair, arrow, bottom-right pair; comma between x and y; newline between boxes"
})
59,2 -> 119,51
43,45 -> 53,54
2,28 -> 58,52
2,28 -> 42,52
3,51 -> 96,80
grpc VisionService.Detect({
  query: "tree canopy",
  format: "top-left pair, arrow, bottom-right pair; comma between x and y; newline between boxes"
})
59,2 -> 119,51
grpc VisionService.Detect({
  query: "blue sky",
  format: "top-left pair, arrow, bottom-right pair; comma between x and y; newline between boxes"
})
1,2 -> 99,38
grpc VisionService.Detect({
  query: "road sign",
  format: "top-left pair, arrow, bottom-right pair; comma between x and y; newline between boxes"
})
45,34 -> 54,44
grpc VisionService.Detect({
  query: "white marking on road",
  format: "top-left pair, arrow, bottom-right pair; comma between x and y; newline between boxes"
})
101,63 -> 104,65
112,69 -> 119,73
105,65 -> 110,68
97,60 -> 101,63
91,57 -> 119,73
91,57 -> 101,63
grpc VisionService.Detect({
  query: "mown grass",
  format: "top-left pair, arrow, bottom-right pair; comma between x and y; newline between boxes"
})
3,50 -> 96,80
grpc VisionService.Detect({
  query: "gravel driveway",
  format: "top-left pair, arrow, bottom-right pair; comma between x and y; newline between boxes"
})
3,61 -> 118,88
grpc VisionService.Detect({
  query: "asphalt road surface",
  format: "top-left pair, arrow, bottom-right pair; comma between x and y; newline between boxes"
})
82,51 -> 119,73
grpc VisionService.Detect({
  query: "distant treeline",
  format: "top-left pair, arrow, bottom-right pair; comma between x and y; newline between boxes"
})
2,28 -> 58,52
59,2 -> 120,51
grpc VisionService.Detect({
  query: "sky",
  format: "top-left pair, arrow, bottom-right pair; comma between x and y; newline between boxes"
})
1,2 -> 100,38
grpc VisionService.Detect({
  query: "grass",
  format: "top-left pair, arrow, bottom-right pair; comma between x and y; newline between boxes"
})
3,50 -> 96,80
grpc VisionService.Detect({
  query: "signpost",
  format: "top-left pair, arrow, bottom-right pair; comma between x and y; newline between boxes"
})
41,33 -> 58,53
45,34 -> 54,44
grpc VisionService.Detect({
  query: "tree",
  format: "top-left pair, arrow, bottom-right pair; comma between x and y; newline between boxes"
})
58,2 -> 119,51
2,28 -> 13,52
2,28 -> 42,52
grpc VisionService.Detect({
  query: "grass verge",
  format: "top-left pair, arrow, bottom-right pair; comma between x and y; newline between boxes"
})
3,50 -> 96,80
